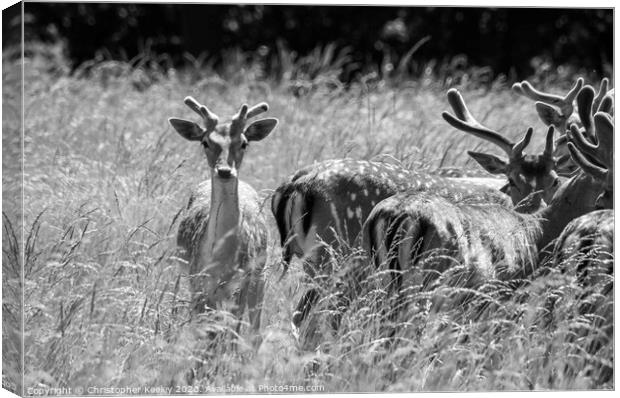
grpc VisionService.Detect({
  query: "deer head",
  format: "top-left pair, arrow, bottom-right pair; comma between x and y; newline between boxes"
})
512,77 -> 584,131
513,78 -> 614,176
442,89 -> 560,206
567,112 -> 614,209
168,97 -> 278,180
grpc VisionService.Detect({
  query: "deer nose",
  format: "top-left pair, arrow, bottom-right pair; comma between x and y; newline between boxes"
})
216,166 -> 232,178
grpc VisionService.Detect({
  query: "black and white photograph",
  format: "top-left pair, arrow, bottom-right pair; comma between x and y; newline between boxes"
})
1,0 -> 615,394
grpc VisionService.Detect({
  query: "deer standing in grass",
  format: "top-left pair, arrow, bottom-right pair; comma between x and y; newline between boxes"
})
272,88 -> 565,341
366,85 -> 612,311
169,97 -> 278,337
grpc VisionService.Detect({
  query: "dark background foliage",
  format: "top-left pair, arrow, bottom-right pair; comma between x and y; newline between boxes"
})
4,3 -> 614,80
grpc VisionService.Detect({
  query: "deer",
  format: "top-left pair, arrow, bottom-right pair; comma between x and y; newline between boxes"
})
550,111 -> 614,280
272,88 -> 568,342
441,88 -> 562,205
542,113 -> 614,383
365,88 -> 612,316
512,77 -> 614,175
169,97 -> 278,343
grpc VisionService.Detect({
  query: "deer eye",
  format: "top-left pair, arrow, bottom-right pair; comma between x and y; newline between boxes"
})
241,141 -> 248,150
202,141 -> 210,149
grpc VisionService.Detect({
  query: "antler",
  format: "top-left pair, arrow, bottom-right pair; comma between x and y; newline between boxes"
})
512,78 -> 583,127
184,96 -> 219,130
232,102 -> 270,126
542,125 -> 555,159
442,89 -> 532,160
567,112 -> 613,178
598,94 -> 614,114
593,78 -> 614,117
592,78 -> 609,113
545,82 -> 612,176
575,85 -> 596,140
247,102 -> 269,119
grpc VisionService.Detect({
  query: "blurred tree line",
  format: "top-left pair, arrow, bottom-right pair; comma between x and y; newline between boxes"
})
8,3 -> 614,80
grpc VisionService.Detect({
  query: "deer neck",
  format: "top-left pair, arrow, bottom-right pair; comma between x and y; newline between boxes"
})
534,172 -> 601,253
189,176 -> 243,312
193,175 -> 241,275
207,176 -> 241,251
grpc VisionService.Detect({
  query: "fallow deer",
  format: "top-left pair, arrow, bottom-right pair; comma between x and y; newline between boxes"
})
169,97 -> 278,340
550,111 -> 614,281
543,113 -> 614,382
441,88 -> 561,205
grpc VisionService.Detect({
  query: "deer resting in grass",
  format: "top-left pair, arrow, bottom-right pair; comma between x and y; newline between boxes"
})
169,97 -> 278,338
366,87 -> 612,312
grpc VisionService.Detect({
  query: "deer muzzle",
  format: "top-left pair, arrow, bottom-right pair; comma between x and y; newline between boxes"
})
216,166 -> 234,179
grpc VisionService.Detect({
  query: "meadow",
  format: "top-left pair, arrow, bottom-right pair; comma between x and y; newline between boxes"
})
2,43 -> 613,393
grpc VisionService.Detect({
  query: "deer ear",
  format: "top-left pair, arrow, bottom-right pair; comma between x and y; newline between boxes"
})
467,151 -> 508,175
168,118 -> 205,141
535,102 -> 564,127
244,118 -> 278,142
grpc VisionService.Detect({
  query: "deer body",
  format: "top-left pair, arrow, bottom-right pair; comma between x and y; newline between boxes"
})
547,211 -> 613,385
170,97 -> 278,336
272,158 -> 510,277
367,171 -> 604,296
550,209 -> 613,282
273,158 -> 511,332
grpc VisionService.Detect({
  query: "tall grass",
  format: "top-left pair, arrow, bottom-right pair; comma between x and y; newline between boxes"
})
2,42 -> 613,393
